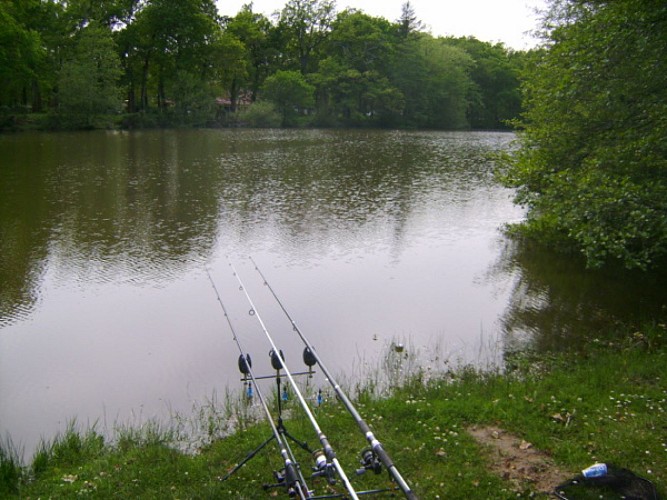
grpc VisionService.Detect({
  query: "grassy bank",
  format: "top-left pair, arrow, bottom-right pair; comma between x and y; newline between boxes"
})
2,325 -> 665,499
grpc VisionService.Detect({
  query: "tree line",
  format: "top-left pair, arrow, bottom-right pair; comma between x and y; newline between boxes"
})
0,0 -> 527,130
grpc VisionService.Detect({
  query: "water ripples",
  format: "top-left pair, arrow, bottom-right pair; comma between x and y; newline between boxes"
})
1,129 -> 523,458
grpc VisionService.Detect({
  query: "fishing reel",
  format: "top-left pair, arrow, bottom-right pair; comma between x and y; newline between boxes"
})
356,448 -> 383,476
263,463 -> 301,497
311,449 -> 337,485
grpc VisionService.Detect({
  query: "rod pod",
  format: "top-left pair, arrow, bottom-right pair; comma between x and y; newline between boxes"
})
250,257 -> 418,500
229,260 -> 360,500
205,269 -> 311,499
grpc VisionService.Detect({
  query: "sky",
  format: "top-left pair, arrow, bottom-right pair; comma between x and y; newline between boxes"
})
215,0 -> 548,50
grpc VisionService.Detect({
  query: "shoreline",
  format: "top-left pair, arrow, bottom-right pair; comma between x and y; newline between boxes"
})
2,323 -> 665,498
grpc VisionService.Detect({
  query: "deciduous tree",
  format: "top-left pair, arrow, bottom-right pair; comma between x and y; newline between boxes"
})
57,22 -> 123,128
503,0 -> 667,269
261,69 -> 315,126
130,0 -> 220,113
223,5 -> 277,104
316,10 -> 403,126
0,2 -> 43,111
448,37 -> 523,129
278,0 -> 336,74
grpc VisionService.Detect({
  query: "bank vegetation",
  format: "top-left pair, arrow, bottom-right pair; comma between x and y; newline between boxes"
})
1,323 -> 665,498
501,0 -> 667,271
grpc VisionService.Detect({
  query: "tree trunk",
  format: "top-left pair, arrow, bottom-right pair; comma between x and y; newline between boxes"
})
31,80 -> 42,112
127,85 -> 136,113
140,56 -> 149,110
157,77 -> 165,110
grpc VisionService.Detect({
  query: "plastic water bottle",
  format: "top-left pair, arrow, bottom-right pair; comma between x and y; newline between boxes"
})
582,463 -> 607,478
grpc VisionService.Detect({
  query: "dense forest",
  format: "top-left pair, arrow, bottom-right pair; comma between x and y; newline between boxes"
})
0,0 -> 527,130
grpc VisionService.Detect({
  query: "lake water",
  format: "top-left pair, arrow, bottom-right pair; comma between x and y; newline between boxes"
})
1,129 -> 665,458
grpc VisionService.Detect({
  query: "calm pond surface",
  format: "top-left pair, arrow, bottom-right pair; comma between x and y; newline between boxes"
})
1,129 -> 665,456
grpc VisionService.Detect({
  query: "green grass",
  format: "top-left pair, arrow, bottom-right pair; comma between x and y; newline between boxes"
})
2,324 -> 665,498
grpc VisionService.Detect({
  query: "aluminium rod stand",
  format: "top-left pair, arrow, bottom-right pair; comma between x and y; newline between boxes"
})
220,369 -> 313,487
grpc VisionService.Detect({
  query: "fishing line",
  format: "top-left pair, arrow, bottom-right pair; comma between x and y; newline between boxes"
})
249,257 -> 417,500
205,268 -> 311,499
228,260 -> 360,500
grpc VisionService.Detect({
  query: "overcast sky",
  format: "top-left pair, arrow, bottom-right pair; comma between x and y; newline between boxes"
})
215,0 -> 548,50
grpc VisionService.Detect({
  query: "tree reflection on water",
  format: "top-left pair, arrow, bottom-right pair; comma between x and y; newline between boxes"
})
495,236 -> 667,355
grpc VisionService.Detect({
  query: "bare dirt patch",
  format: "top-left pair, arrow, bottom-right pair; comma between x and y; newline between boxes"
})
468,425 -> 572,495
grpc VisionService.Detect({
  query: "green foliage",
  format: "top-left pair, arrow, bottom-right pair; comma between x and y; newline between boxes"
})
131,0 -> 220,115
0,0 -> 524,130
388,34 -> 475,129
316,59 -> 404,127
0,0 -> 47,118
447,37 -> 524,129
412,37 -> 474,129
278,0 -> 337,74
316,10 -> 404,127
223,6 -> 277,101
397,1 -> 424,38
0,440 -> 21,496
261,70 -> 315,126
0,2 -> 42,103
503,0 -> 667,270
56,22 -> 123,128
242,101 -> 282,128
168,70 -> 216,126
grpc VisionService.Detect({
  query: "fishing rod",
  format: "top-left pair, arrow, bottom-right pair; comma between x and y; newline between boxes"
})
205,269 -> 311,499
249,257 -> 418,500
228,260 -> 360,500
